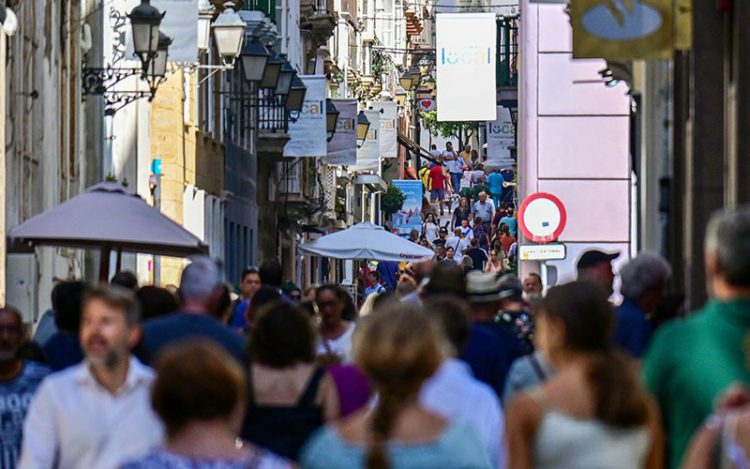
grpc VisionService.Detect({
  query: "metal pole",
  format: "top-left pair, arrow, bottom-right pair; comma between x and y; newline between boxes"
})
153,173 -> 161,286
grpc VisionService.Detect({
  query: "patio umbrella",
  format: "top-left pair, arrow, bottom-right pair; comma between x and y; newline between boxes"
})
8,182 -> 208,279
298,222 -> 434,262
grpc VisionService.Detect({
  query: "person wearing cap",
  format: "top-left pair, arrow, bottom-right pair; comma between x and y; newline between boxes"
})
460,271 -> 526,400
433,227 -> 449,249
576,249 -> 620,296
494,275 -> 534,354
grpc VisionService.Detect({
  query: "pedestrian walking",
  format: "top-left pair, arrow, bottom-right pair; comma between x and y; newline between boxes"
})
498,205 -> 518,238
136,286 -> 179,321
364,271 -> 386,299
494,275 -> 534,354
243,301 -> 339,461
229,267 -> 262,330
314,285 -> 356,364
506,281 -> 663,469
422,213 -> 439,244
644,207 -> 750,468
20,285 -> 164,469
41,281 -> 85,371
522,273 -> 543,302
451,196 -> 472,229
487,169 -> 504,209
576,249 -> 619,296
473,215 -> 491,251
137,257 -> 246,365
420,296 -> 506,468
461,271 -> 525,399
446,228 -> 469,263
614,252 -> 671,358
300,302 -> 492,469
485,249 -> 507,273
123,339 -> 291,469
503,350 -> 554,403
445,142 -> 464,194
465,238 -> 489,271
472,192 -> 495,232
0,307 -> 50,468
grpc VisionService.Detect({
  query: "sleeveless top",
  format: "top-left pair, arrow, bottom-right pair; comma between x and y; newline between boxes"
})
242,366 -> 326,462
529,389 -> 650,469
721,412 -> 750,469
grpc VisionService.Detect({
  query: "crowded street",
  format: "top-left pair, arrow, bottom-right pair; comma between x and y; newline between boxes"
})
0,0 -> 745,468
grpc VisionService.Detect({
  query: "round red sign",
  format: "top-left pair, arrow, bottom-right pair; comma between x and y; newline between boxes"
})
518,192 -> 567,243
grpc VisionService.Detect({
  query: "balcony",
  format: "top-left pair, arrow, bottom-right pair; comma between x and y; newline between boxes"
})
300,0 -> 337,47
258,89 -> 290,162
244,0 -> 277,23
497,17 -> 519,88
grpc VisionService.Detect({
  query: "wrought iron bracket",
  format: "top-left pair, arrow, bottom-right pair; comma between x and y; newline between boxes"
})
82,66 -> 164,115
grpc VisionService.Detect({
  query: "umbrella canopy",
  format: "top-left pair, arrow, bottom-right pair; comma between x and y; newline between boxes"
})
299,222 -> 434,262
8,182 -> 208,257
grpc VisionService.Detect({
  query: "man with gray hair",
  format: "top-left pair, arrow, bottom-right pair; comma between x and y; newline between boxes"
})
613,252 -> 671,358
137,256 -> 245,365
643,207 -> 750,469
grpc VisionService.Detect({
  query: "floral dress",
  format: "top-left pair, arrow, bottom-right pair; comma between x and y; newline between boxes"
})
495,310 -> 535,354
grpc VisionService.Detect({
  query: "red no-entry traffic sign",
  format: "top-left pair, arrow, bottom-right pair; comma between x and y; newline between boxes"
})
518,192 -> 567,243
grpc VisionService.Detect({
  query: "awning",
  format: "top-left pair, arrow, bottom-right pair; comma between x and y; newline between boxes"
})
397,131 -> 439,165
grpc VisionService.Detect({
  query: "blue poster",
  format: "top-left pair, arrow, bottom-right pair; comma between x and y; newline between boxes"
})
391,180 -> 424,236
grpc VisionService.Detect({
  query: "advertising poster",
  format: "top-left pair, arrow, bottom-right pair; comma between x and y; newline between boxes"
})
371,101 -> 398,158
284,75 -> 327,157
391,180 -> 424,236
486,106 -> 515,168
350,109 -> 381,171
436,13 -> 497,121
324,99 -> 357,166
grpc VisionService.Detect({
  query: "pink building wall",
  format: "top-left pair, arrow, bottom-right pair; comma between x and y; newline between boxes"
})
519,1 -> 632,285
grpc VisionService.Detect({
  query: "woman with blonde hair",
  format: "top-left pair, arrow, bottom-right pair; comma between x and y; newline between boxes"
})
300,302 -> 491,468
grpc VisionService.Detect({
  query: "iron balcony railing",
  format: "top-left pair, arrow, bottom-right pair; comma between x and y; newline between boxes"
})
258,88 -> 288,133
245,0 -> 277,23
497,17 -> 519,88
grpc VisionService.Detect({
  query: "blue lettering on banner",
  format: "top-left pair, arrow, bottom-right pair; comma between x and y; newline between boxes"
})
440,46 -> 493,65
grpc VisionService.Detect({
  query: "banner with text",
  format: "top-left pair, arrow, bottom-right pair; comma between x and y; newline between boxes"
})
391,180 -> 424,236
324,99 -> 357,166
371,102 -> 398,158
350,110 -> 381,171
486,106 -> 515,168
284,75 -> 327,157
436,13 -> 497,122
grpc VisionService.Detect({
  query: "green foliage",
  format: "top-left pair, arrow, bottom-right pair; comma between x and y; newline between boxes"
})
420,110 -> 481,140
382,184 -> 407,218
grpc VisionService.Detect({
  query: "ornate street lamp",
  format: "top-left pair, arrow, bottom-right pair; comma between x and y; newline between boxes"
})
326,99 -> 340,142
418,56 -> 432,77
286,75 -> 307,112
128,0 -> 164,65
211,2 -> 246,66
399,71 -> 415,91
145,32 -> 172,80
260,50 -> 283,89
241,36 -> 270,84
275,55 -> 296,96
197,0 -> 213,51
394,85 -> 407,107
357,110 -> 370,147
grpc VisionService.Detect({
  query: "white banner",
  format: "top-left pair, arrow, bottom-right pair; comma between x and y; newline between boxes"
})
434,0 -> 519,14
124,0 -> 199,63
486,106 -> 515,168
351,110 -> 381,171
284,75 -> 327,157
324,99 -> 357,165
436,13 -> 497,122
371,101 -> 398,158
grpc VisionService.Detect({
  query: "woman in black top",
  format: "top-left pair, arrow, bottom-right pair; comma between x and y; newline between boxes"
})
242,301 -> 340,461
451,196 -> 472,229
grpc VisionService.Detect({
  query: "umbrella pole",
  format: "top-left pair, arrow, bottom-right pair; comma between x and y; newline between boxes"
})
99,244 -> 111,283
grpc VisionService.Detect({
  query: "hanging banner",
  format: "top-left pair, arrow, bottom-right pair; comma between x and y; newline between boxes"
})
486,106 -> 515,168
351,110 -> 381,171
571,0 -> 673,59
324,99 -> 358,166
436,13 -> 497,122
284,75 -> 327,157
371,101 -> 398,158
123,0 -> 199,63
434,0 -> 518,15
391,180 -> 424,236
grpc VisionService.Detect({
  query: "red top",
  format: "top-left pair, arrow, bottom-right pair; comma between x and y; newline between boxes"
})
429,165 -> 446,190
501,234 -> 516,253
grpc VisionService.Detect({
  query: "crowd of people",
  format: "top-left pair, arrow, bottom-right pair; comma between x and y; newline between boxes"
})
3,206 -> 750,468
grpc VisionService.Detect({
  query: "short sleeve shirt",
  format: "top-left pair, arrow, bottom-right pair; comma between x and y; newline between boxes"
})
0,362 -> 50,465
429,166 -> 446,190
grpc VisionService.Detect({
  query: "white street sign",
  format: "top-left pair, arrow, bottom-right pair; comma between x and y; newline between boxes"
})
520,244 -> 566,261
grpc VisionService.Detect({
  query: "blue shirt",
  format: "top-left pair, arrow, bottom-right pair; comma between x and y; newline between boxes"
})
460,322 -> 526,400
42,332 -> 83,371
487,173 -> 504,196
0,361 -> 50,465
300,421 -> 492,469
229,300 -> 250,329
138,313 -> 247,365
499,216 -> 518,237
614,299 -> 653,358
376,262 -> 400,291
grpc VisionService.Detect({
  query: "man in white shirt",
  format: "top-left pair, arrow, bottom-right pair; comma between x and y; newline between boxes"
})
20,285 -> 163,469
443,142 -> 464,194
420,296 -> 505,468
458,218 -> 475,241
446,228 -> 470,263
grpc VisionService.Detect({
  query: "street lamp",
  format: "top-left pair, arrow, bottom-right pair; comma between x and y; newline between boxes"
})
145,32 -> 172,79
286,75 -> 307,112
197,0 -> 213,51
128,0 -> 165,65
394,85 -> 407,107
399,70 -> 415,91
357,110 -> 370,147
240,36 -> 270,84
418,56 -> 432,77
326,99 -> 340,142
275,55 -> 296,96
261,50 -> 283,89
211,2 -> 246,66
